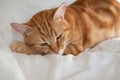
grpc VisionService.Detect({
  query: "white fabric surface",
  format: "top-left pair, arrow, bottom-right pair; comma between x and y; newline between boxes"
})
0,0 -> 120,80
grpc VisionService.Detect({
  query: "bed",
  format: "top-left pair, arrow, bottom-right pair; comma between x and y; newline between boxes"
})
0,0 -> 120,80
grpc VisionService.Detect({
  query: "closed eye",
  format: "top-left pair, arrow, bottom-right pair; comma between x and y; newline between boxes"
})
39,43 -> 48,46
56,33 -> 63,39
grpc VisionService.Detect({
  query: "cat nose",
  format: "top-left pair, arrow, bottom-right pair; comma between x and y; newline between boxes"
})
53,49 -> 59,54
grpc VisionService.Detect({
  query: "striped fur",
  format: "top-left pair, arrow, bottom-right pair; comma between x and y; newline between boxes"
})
11,0 -> 120,55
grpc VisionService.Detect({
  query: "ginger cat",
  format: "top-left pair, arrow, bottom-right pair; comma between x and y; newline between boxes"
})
11,0 -> 120,56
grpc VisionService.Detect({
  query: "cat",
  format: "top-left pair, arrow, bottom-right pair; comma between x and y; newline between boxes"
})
11,0 -> 120,56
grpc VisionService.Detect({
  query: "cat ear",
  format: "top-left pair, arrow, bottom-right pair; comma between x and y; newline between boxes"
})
11,23 -> 33,36
53,2 -> 67,21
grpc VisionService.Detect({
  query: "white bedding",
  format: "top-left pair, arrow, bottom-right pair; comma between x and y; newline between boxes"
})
0,0 -> 120,80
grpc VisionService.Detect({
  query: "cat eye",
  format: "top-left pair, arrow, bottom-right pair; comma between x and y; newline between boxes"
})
56,33 -> 63,39
39,43 -> 48,46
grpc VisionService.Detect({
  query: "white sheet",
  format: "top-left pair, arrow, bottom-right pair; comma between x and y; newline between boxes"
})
0,0 -> 120,80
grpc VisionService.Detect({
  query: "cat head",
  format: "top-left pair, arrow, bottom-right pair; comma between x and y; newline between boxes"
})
11,2 -> 71,55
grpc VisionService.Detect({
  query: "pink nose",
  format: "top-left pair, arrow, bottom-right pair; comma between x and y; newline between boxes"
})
53,49 -> 59,54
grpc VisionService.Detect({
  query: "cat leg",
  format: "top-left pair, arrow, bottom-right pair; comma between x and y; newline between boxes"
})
11,41 -> 35,54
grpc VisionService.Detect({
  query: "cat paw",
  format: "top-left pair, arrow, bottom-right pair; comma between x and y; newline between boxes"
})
10,42 -> 27,53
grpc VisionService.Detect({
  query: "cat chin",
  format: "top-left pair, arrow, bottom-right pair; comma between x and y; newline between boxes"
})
58,49 -> 65,55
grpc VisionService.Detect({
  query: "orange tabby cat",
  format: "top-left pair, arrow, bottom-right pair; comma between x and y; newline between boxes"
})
11,0 -> 120,55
